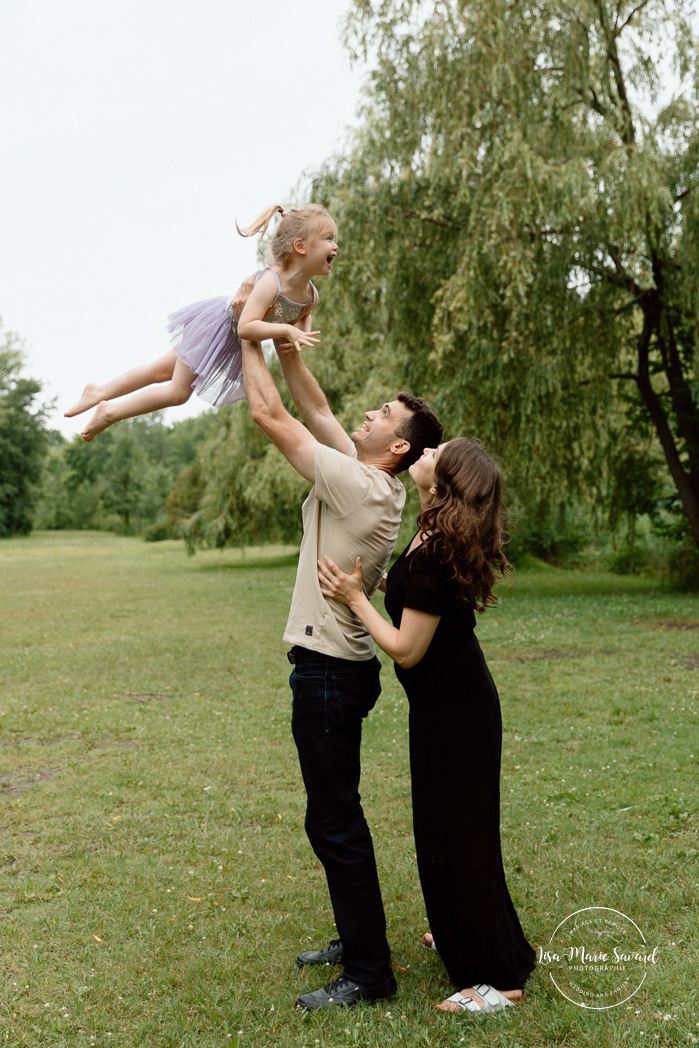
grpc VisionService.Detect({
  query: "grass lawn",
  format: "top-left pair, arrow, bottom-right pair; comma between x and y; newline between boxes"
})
0,531 -> 697,1047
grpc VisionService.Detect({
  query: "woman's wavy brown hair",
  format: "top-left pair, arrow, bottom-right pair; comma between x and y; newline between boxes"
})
417,437 -> 510,612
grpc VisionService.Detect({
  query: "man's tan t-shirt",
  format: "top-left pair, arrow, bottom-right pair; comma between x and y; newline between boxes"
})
283,442 -> 406,661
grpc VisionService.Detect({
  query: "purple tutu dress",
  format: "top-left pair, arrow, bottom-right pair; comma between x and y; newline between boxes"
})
167,268 -> 318,408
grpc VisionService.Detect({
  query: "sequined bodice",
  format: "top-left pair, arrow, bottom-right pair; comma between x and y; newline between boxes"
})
228,267 -> 316,333
257,266 -> 317,321
263,295 -> 310,324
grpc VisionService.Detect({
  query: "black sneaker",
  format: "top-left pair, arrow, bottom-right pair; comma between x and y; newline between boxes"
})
296,971 -> 397,1010
295,938 -> 344,968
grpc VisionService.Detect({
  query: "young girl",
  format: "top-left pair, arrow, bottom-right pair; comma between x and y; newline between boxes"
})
65,204 -> 338,442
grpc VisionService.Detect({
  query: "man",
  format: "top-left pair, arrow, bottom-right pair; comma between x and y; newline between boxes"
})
240,334 -> 443,1009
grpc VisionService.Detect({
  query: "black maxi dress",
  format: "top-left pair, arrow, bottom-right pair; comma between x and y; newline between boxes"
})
384,539 -> 536,991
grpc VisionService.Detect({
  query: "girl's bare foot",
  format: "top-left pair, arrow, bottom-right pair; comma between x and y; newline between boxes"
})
65,383 -> 104,417
81,402 -> 113,442
436,985 -> 524,1012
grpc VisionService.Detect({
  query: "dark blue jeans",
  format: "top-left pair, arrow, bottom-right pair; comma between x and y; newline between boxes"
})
289,646 -> 392,985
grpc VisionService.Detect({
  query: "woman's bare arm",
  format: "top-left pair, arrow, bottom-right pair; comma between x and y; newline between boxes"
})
318,556 -> 440,669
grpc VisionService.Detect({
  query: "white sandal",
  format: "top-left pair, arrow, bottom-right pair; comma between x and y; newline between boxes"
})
441,983 -> 522,1013
421,932 -> 438,953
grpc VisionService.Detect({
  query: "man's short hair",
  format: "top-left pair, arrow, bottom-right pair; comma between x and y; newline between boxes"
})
394,392 -> 444,472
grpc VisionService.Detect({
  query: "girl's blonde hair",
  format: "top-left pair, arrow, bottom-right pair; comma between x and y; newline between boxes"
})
236,203 -> 335,267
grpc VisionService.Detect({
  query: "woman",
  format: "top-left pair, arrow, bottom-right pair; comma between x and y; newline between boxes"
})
318,437 -> 535,1013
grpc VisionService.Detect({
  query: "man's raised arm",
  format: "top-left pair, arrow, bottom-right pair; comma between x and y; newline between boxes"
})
241,340 -> 317,483
230,276 -> 353,456
275,344 -> 354,456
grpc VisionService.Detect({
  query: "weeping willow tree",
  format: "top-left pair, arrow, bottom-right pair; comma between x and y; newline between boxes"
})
170,394 -> 310,553
308,0 -> 699,551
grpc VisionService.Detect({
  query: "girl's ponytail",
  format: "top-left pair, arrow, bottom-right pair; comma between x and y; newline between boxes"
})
236,202 -> 334,267
236,204 -> 285,239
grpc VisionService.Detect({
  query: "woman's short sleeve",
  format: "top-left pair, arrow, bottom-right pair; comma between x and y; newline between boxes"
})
402,548 -> 453,616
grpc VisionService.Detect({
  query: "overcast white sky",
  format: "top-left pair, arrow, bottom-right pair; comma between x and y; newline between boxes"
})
0,0 -> 366,436
3,3 -> 696,442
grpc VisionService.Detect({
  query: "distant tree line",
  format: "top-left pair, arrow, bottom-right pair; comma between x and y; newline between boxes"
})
0,324 -> 49,537
34,410 -> 220,539
0,317 -> 693,579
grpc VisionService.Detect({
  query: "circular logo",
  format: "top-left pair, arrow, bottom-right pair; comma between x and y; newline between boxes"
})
540,907 -> 658,1009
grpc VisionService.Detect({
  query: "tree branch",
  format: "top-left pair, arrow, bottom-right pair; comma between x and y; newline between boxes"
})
654,260 -> 699,478
593,0 -> 637,145
636,305 -> 699,545
674,185 -> 693,203
588,261 -> 645,301
614,0 -> 653,37
577,83 -> 609,117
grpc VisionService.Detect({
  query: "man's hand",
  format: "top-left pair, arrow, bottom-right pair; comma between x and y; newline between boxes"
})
231,274 -> 256,323
241,340 -> 317,482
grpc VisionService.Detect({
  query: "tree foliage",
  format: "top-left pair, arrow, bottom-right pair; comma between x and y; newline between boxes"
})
304,0 -> 699,550
35,1 -> 699,562
35,412 -> 219,536
172,377 -> 310,553
0,324 -> 50,537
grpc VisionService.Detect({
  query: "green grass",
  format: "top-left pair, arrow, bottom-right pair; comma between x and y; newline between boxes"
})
0,531 -> 697,1047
